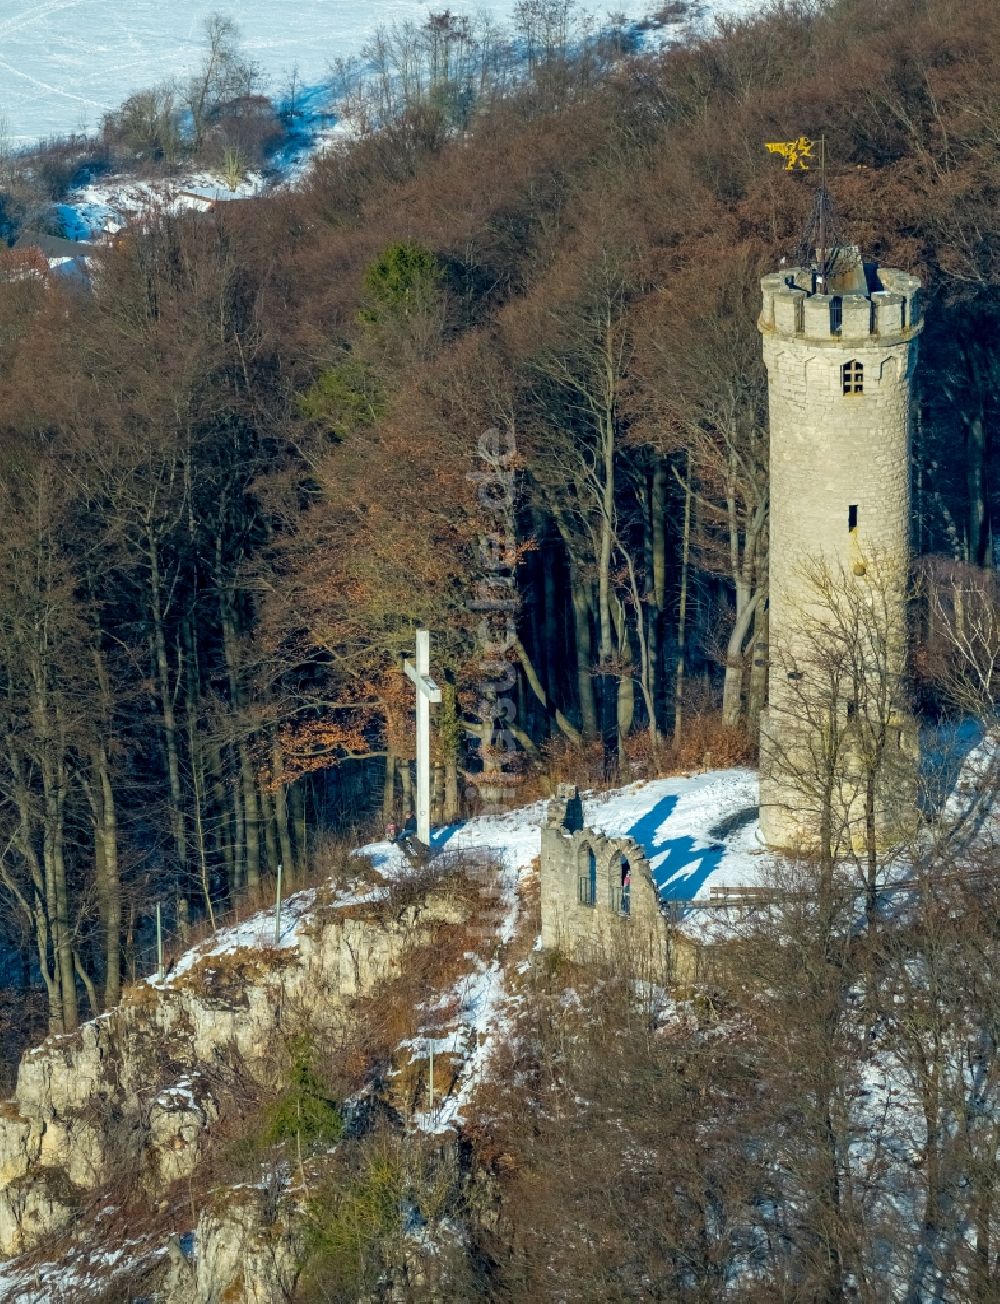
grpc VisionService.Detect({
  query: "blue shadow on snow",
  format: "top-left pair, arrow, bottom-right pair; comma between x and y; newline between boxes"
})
623,795 -> 725,903
430,824 -> 462,851
623,796 -> 678,858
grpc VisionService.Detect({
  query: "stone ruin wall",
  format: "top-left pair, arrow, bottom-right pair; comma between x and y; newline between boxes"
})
540,784 -> 675,974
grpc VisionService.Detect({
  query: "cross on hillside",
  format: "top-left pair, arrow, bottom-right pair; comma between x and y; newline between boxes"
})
405,629 -> 442,848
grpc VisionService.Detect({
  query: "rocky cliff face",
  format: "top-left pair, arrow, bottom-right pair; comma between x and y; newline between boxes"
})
162,1185 -> 306,1304
0,881 -> 464,1300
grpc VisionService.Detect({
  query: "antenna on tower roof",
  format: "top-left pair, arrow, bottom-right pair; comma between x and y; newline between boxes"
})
797,134 -> 860,293
764,132 -> 853,292
795,135 -> 853,291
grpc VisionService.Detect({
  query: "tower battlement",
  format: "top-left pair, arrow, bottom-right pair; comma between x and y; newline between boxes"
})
759,261 -> 922,344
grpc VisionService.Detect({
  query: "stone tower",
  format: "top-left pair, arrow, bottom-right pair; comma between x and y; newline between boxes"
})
757,251 -> 923,850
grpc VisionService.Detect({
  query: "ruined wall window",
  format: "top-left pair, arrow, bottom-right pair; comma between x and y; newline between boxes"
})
610,856 -> 631,915
578,847 -> 597,907
848,503 -> 858,532
842,360 -> 864,394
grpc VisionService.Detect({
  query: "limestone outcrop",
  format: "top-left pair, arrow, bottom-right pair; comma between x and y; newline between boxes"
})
0,890 -> 458,1258
161,1187 -> 305,1304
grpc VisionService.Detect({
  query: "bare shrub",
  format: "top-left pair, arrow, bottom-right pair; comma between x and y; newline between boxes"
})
468,946 -> 764,1299
531,735 -> 616,794
665,705 -> 755,772
203,95 -> 283,168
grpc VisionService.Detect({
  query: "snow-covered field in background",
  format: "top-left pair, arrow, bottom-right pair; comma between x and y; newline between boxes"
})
11,0 -> 768,242
0,0 -> 763,147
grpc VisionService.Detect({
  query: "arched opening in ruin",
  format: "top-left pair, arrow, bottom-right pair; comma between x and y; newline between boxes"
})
578,845 -> 597,907
609,853 -> 631,915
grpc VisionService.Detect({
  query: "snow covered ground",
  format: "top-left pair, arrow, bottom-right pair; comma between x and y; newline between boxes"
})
162,769 -> 767,1139
143,768 -> 766,1156
367,766 -> 765,906
0,756 -> 990,1300
56,168 -> 266,240
375,768 -> 765,1132
1,0 -> 763,148
0,769 -> 768,1301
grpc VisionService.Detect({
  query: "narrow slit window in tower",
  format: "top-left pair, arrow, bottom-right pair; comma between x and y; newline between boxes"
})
848,503 -> 858,532
842,360 -> 864,395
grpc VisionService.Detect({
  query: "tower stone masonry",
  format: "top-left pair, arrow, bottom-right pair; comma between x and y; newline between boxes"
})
757,251 -> 923,850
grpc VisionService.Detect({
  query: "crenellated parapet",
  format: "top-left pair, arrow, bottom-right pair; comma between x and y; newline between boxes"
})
759,260 -> 922,345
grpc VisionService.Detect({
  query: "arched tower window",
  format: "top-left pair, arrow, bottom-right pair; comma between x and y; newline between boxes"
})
842,359 -> 864,395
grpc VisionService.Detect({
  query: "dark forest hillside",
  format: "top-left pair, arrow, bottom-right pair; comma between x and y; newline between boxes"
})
0,0 -> 996,1044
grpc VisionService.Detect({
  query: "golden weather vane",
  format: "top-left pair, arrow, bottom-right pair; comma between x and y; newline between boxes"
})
764,136 -> 816,171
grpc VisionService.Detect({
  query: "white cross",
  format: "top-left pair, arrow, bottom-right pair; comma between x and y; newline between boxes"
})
404,629 -> 442,847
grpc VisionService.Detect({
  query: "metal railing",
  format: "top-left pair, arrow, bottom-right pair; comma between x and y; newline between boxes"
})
610,885 -> 631,916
